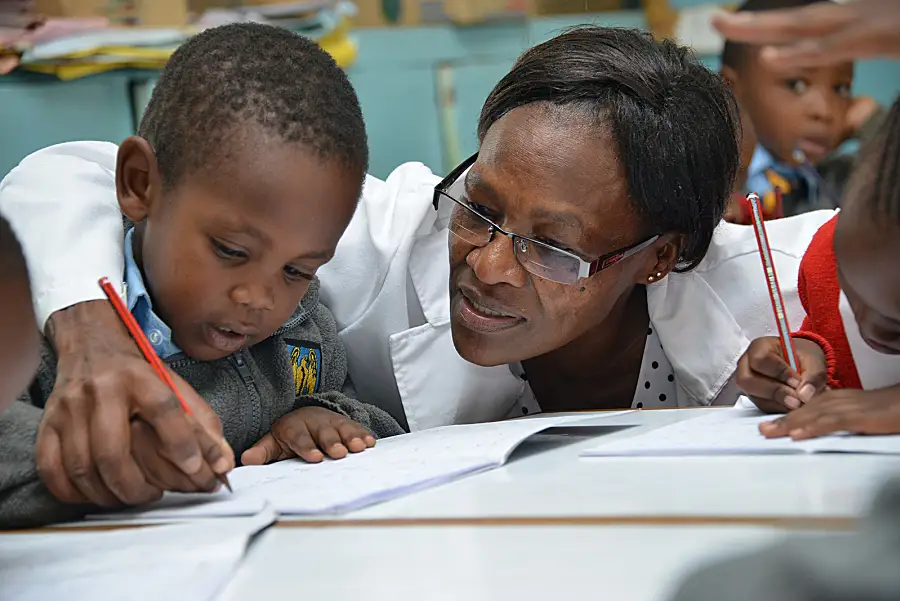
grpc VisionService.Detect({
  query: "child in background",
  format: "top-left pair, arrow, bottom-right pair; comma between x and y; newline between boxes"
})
735,96 -> 900,436
721,0 -> 881,221
0,22 -> 404,528
0,215 -> 39,415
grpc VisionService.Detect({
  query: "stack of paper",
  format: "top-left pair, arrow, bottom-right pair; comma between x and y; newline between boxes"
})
99,413 -> 629,521
0,508 -> 276,601
581,408 -> 900,457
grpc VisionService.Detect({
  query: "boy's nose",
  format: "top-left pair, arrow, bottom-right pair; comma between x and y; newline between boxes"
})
806,87 -> 837,124
231,282 -> 276,311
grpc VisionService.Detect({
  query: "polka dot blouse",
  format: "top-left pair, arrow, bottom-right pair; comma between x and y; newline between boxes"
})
506,325 -> 677,417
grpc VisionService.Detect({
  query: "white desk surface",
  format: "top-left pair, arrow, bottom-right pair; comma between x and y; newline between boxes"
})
219,523 -> 791,601
286,408 -> 900,523
29,408 -> 898,601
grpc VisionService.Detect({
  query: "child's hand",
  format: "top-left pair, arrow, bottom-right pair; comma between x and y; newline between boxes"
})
736,337 -> 829,413
759,386 -> 900,439
241,407 -> 376,465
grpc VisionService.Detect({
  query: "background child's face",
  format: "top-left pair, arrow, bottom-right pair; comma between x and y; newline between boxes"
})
118,132 -> 360,362
835,202 -> 900,355
0,272 -> 39,414
727,52 -> 853,165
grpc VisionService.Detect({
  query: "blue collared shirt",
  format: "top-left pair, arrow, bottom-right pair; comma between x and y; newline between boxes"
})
744,144 -> 824,215
124,228 -> 182,359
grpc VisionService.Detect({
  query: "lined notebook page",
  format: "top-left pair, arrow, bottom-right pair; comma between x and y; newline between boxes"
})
99,413 -> 628,520
581,407 -> 900,457
0,509 -> 275,601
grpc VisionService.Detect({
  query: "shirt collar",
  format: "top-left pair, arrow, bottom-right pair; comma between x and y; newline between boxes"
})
124,228 -> 182,359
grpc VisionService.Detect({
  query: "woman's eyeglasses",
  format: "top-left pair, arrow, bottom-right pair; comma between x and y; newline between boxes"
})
432,153 -> 659,286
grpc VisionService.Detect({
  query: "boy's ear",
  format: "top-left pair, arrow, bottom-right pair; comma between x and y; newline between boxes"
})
116,136 -> 162,222
721,65 -> 740,92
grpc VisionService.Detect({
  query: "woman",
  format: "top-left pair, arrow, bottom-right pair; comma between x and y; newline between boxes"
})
0,27 -> 831,498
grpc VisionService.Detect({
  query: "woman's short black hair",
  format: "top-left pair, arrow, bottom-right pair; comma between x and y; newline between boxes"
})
479,26 -> 740,272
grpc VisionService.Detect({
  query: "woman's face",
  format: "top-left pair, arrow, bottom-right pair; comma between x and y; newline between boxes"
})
449,104 -> 661,367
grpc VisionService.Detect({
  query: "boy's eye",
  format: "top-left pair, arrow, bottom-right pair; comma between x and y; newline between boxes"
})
835,83 -> 852,99
283,265 -> 313,282
212,239 -> 247,260
786,78 -> 808,94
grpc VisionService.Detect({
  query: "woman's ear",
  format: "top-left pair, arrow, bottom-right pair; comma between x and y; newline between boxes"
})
639,233 -> 684,285
116,136 -> 161,223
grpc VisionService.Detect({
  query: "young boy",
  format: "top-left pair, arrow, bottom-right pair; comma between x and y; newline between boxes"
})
721,0 -> 877,220
0,23 -> 404,528
735,96 -> 900,435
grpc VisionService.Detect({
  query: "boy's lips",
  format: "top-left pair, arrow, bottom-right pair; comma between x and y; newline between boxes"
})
202,324 -> 254,354
796,138 -> 832,163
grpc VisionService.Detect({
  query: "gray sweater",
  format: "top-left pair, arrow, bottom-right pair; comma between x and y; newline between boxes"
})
671,477 -> 900,601
0,278 -> 404,529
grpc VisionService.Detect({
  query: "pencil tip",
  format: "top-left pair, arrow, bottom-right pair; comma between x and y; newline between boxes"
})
220,475 -> 233,493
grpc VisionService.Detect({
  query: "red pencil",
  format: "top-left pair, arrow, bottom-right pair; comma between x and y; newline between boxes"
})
745,193 -> 801,372
98,277 -> 232,493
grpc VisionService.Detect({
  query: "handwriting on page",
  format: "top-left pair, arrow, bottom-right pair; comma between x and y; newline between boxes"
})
100,413 -> 625,520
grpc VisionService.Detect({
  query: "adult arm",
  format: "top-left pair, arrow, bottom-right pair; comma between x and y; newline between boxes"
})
712,0 -> 900,68
0,141 -> 125,332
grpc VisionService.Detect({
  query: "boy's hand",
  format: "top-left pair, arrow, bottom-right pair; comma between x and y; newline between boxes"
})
736,337 -> 829,413
759,386 -> 900,440
241,406 -> 376,465
37,301 -> 235,507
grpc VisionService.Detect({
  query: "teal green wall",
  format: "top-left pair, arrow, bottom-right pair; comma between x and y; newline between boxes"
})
1,9 -> 898,180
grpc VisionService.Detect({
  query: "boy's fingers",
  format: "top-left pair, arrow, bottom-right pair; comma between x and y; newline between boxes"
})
132,421 -> 197,493
170,370 -> 234,474
91,400 -> 157,505
35,427 -> 87,504
135,376 -> 205,476
274,419 -> 324,463
747,347 -> 798,383
313,424 -> 348,459
337,422 -> 372,453
241,433 -> 292,466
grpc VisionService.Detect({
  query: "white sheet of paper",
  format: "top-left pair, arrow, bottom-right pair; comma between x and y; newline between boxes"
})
581,406 -> 900,457
0,508 -> 276,601
98,412 -> 630,520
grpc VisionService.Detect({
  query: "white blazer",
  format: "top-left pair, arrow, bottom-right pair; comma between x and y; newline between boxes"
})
0,142 -> 835,430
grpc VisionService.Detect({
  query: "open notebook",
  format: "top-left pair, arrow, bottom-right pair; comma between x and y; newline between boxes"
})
581,406 -> 900,457
0,508 -> 276,601
97,412 -> 630,521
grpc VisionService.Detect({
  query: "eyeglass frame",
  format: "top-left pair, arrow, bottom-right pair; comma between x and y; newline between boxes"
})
432,152 -> 660,283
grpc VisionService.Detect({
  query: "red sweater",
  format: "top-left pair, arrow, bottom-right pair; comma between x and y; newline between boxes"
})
792,214 -> 862,389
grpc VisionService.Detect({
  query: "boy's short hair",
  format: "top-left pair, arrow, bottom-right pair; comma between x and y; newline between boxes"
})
721,0 -> 833,70
139,23 -> 368,190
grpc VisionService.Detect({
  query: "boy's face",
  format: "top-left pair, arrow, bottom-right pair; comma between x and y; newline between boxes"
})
725,51 -> 853,165
834,202 -> 900,355
116,132 -> 360,362
0,269 -> 39,414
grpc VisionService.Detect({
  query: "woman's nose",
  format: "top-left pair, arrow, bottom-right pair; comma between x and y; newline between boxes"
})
466,234 -> 527,288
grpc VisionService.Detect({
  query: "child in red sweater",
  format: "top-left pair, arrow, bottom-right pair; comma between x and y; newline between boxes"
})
736,96 -> 900,438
